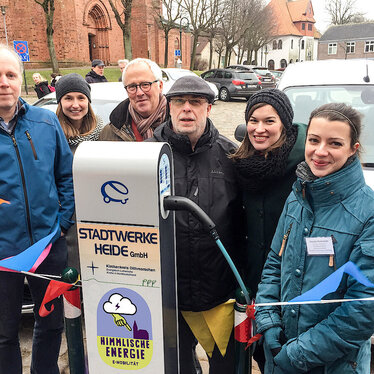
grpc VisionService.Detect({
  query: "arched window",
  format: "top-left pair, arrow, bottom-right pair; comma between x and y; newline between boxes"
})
280,59 -> 287,68
268,60 -> 275,70
273,40 -> 277,50
278,40 -> 282,49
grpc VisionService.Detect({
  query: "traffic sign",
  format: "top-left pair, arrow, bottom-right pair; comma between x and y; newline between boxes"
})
174,49 -> 181,57
13,41 -> 30,62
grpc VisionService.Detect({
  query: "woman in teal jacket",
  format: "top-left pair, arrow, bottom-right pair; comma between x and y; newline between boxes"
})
255,103 -> 374,373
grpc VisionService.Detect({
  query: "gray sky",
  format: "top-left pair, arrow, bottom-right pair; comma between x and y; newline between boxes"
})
264,0 -> 374,33
312,0 -> 374,32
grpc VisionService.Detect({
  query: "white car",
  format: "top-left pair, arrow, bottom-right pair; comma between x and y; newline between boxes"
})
32,82 -> 127,124
161,68 -> 219,102
33,71 -> 219,122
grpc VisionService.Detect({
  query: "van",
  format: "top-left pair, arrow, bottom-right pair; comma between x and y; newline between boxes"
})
278,59 -> 374,168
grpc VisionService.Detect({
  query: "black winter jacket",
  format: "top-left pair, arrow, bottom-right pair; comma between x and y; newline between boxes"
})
34,81 -> 51,99
85,70 -> 108,83
150,119 -> 246,311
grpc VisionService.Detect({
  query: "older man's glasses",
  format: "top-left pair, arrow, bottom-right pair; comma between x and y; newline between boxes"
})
169,98 -> 208,107
124,80 -> 159,94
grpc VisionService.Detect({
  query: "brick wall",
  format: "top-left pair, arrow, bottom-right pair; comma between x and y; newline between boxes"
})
318,40 -> 374,60
0,0 -> 191,68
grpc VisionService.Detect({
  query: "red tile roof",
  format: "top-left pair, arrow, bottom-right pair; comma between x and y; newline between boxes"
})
267,0 -> 316,36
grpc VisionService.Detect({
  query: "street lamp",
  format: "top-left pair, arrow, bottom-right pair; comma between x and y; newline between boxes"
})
0,6 -> 7,46
179,17 -> 189,66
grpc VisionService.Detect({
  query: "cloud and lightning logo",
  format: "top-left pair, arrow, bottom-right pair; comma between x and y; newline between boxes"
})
103,293 -> 137,331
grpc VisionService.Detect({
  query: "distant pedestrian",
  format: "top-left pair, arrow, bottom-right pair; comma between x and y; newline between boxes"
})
85,59 -> 108,83
118,59 -> 129,81
50,73 -> 62,87
33,72 -> 52,98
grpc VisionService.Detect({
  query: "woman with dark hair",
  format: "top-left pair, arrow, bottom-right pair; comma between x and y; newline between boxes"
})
55,73 -> 105,269
231,89 -> 306,371
55,73 -> 105,153
255,103 -> 374,373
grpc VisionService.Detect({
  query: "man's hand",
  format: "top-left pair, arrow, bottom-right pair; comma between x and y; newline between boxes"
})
112,313 -> 132,331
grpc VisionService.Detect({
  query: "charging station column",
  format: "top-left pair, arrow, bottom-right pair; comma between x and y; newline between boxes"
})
73,142 -> 178,373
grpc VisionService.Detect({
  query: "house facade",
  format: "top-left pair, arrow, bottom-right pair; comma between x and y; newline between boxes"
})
195,37 -> 237,70
0,0 -> 191,68
259,0 -> 320,69
318,23 -> 374,60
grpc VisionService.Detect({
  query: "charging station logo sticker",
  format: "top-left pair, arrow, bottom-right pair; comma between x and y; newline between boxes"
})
97,288 -> 153,370
101,181 -> 129,204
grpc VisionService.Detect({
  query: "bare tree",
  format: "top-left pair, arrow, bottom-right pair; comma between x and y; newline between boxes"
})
181,0 -> 221,69
243,5 -> 274,65
219,0 -> 255,66
107,0 -> 133,60
325,0 -> 365,25
33,0 -> 59,73
153,0 -> 183,67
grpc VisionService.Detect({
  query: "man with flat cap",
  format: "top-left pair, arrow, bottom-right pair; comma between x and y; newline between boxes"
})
149,76 -> 245,374
85,59 -> 108,83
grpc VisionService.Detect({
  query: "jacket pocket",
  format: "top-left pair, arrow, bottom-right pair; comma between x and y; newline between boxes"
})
360,241 -> 374,257
25,131 -> 38,160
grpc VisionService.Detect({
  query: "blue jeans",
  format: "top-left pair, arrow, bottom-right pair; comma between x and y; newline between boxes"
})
0,236 -> 67,374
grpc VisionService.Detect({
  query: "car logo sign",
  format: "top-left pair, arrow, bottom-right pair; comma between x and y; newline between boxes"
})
101,181 -> 129,204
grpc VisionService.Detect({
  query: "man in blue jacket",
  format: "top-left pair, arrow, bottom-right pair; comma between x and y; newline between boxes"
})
0,45 -> 74,373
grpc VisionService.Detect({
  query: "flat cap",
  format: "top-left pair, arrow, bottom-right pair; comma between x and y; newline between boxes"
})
92,59 -> 104,67
166,75 -> 215,104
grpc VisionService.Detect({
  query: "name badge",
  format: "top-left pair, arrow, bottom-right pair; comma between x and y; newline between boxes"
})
306,237 -> 334,256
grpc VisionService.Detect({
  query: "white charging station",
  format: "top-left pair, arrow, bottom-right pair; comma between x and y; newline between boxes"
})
73,141 -> 178,373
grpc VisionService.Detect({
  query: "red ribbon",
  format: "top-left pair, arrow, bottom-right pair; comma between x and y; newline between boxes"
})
245,304 -> 262,349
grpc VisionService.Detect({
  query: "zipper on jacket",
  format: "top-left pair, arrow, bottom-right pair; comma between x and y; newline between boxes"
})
278,223 -> 293,256
329,235 -> 337,269
11,134 -> 34,245
25,131 -> 38,160
302,181 -> 306,199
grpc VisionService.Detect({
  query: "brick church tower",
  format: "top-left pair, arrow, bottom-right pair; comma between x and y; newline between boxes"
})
0,0 -> 190,68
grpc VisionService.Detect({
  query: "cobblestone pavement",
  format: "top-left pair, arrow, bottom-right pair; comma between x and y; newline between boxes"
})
19,97 -> 257,373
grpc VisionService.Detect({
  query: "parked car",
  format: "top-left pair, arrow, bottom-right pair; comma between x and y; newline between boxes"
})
33,82 -> 127,124
201,68 -> 262,101
227,65 -> 276,88
270,70 -> 283,84
161,68 -> 219,102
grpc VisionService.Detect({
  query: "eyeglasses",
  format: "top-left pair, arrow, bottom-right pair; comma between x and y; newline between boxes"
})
124,80 -> 159,94
169,98 -> 208,107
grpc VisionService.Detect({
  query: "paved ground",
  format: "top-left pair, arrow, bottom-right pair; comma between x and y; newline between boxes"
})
19,95 -> 257,373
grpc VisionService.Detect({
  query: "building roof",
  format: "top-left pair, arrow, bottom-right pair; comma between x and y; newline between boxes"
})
267,0 -> 318,37
268,0 -> 301,36
288,0 -> 315,23
196,37 -> 209,55
320,22 -> 374,42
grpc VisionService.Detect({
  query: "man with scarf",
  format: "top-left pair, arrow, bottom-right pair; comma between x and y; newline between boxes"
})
99,58 -> 167,141
148,75 -> 245,374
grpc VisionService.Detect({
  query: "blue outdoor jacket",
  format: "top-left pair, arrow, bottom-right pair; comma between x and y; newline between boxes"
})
0,100 -> 74,259
255,158 -> 374,373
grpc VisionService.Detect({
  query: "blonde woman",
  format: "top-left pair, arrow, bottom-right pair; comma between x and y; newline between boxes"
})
33,72 -> 51,98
